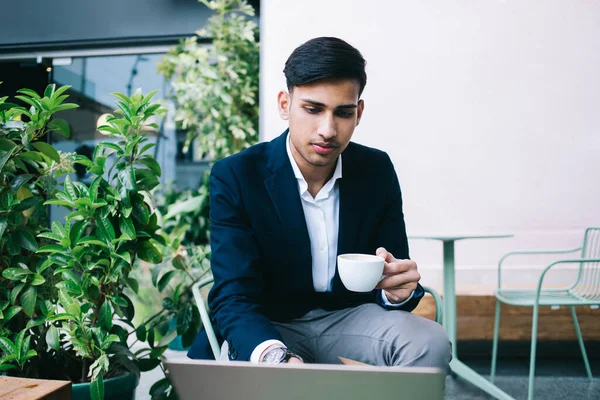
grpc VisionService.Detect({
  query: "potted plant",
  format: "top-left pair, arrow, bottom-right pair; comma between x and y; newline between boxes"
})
0,84 -> 179,399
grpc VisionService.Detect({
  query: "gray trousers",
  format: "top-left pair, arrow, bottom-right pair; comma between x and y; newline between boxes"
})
273,303 -> 452,373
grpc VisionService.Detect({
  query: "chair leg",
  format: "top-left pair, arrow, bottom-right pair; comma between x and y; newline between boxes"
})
527,304 -> 540,400
490,299 -> 501,383
569,306 -> 593,380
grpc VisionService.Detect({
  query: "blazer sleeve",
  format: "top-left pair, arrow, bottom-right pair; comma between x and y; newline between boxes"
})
373,153 -> 424,312
207,160 -> 283,361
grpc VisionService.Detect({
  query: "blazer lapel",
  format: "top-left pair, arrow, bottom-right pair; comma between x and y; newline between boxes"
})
332,144 -> 366,292
264,131 -> 313,289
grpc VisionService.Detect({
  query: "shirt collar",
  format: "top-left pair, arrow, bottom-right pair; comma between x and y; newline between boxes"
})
286,133 -> 342,198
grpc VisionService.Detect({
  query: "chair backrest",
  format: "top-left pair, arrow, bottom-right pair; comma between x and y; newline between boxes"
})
572,227 -> 600,300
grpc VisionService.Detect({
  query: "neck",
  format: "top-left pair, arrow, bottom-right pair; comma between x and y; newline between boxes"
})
291,150 -> 337,197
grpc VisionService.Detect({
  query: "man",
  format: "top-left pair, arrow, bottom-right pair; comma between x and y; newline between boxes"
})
188,37 -> 451,370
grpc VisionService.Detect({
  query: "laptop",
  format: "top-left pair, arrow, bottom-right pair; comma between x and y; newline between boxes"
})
165,359 -> 445,400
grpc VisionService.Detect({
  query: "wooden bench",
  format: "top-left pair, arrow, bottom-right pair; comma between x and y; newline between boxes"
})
0,376 -> 71,400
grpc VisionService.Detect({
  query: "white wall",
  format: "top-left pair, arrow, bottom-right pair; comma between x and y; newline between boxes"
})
260,0 -> 600,293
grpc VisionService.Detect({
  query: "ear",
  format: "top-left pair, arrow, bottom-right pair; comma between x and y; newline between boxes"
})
277,91 -> 290,120
355,99 -> 365,126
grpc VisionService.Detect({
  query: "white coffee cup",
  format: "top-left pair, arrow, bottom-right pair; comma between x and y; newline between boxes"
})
337,254 -> 385,292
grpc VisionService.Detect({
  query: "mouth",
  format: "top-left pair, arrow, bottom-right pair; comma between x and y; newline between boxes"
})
312,142 -> 338,155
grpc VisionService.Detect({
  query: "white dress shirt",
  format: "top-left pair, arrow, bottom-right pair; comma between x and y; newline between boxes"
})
247,134 -> 412,363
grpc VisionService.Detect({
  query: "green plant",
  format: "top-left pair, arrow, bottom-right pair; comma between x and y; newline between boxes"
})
0,85 -> 187,399
158,0 -> 260,161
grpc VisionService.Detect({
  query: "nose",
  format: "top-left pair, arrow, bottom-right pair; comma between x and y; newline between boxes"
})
317,112 -> 336,140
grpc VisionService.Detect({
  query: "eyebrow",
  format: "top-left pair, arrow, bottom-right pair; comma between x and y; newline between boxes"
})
300,99 -> 358,109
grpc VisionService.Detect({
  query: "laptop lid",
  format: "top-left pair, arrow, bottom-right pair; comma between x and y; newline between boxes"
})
165,359 -> 445,400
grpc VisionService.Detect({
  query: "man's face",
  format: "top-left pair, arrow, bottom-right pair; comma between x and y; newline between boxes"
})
278,79 -> 364,172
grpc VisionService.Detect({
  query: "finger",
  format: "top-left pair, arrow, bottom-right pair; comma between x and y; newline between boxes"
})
376,270 -> 420,289
376,247 -> 395,263
382,259 -> 416,275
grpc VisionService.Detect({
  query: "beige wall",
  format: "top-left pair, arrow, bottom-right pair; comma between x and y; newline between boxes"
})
260,0 -> 600,292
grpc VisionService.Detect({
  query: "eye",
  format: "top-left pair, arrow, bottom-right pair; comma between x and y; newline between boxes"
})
304,107 -> 321,114
336,110 -> 354,118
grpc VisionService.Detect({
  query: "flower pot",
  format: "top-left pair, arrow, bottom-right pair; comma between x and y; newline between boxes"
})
72,372 -> 138,400
167,318 -> 191,351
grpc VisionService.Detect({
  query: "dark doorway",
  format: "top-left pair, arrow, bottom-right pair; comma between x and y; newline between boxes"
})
0,61 -> 50,100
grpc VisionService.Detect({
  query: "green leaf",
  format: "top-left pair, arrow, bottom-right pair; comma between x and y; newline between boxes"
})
51,84 -> 71,100
98,301 -> 113,330
137,241 -> 162,264
30,273 -> 45,286
44,84 -> 56,98
66,298 -> 81,318
126,277 -> 139,294
0,216 -> 7,238
1,144 -> 17,172
157,270 -> 175,292
118,165 -> 137,191
112,296 -> 128,308
136,158 -> 161,177
10,283 -> 26,304
10,174 -> 34,193
47,118 -> 70,138
21,286 -> 37,317
2,268 -> 31,281
38,232 -> 62,242
15,95 -> 42,111
63,175 -> 76,200
119,217 -> 136,239
97,217 -> 116,243
177,303 -> 193,335
164,196 -> 203,220
25,315 -> 46,329
16,88 -> 41,99
32,141 -> 60,162
135,325 -> 147,342
172,255 -> 186,270
19,230 -> 38,252
6,233 -> 21,256
1,306 -> 21,324
46,313 -> 75,322
53,103 -> 79,112
139,142 -> 156,154
37,244 -> 67,253
58,289 -> 73,308
137,358 -> 161,372
13,196 -> 42,212
149,378 -> 171,398
45,325 -> 60,350
135,168 -> 159,191
0,337 -> 16,355
90,375 -> 104,400
44,199 -> 75,207
70,220 -> 88,244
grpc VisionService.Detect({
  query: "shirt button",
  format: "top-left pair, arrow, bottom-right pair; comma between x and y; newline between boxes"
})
320,245 -> 326,251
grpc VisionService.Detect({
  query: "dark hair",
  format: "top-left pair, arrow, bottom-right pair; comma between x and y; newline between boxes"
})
283,37 -> 367,96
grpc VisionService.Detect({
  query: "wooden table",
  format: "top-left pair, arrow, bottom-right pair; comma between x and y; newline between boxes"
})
0,376 -> 71,400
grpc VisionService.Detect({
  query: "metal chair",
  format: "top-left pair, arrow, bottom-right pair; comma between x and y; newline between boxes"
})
490,227 -> 600,400
192,277 -> 444,360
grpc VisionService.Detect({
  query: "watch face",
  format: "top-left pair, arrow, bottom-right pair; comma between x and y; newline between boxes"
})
262,347 -> 287,364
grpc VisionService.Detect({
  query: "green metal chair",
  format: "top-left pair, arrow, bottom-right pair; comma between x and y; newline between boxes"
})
192,277 -> 444,360
490,227 -> 600,400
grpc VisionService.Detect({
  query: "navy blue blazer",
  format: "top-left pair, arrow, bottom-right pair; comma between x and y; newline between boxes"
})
187,131 -> 424,361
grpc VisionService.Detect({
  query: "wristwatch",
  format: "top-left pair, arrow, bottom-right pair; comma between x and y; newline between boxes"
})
260,347 -> 303,364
